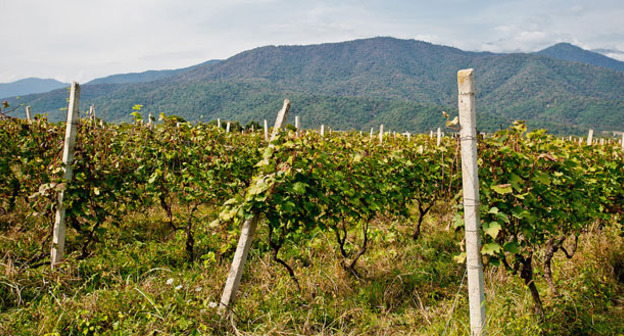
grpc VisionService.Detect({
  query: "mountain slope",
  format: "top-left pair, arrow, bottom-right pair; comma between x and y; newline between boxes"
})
86,60 -> 221,85
7,37 -> 624,134
536,43 -> 624,73
0,78 -> 68,99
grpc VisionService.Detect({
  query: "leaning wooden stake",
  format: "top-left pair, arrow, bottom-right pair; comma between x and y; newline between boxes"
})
458,69 -> 486,336
219,99 -> 291,315
51,81 -> 81,268
25,106 -> 32,122
587,129 -> 593,146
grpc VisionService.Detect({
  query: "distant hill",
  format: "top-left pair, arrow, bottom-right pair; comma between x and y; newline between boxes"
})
86,60 -> 221,85
0,78 -> 68,99
536,43 -> 624,73
7,37 -> 624,135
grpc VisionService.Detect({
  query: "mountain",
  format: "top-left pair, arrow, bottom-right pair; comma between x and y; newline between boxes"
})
86,60 -> 221,85
536,43 -> 624,73
7,37 -> 624,134
0,78 -> 68,99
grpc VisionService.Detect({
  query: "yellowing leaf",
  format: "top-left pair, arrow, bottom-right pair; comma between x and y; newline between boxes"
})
484,221 -> 502,239
491,184 -> 512,194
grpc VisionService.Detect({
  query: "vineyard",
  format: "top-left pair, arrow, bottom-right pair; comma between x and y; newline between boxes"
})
1,94 -> 624,335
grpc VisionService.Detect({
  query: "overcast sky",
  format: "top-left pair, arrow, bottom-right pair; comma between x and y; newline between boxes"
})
2,0 -> 624,83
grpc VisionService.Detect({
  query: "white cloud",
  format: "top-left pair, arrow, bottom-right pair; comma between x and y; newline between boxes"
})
1,0 -> 624,83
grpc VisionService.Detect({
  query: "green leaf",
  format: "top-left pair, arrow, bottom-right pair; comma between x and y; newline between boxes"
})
481,243 -> 501,256
503,241 -> 519,254
292,182 -> 307,195
532,171 -> 551,185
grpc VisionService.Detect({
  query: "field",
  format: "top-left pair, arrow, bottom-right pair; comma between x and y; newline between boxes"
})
1,114 -> 623,335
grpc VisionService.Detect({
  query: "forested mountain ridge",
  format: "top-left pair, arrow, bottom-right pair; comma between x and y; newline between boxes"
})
6,37 -> 624,134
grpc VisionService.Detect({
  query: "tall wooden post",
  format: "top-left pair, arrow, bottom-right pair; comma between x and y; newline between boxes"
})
218,118 -> 221,129
219,100 -> 291,314
457,69 -> 486,336
379,124 -> 384,144
321,125 -> 325,137
51,82 -> 81,268
587,129 -> 593,146
25,106 -> 32,122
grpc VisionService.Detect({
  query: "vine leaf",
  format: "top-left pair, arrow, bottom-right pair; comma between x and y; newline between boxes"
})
483,221 -> 501,239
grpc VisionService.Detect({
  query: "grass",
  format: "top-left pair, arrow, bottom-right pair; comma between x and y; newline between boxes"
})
1,203 -> 623,335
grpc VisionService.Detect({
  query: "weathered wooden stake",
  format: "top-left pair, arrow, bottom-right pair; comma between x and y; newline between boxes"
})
148,112 -> 153,130
51,82 -> 81,268
379,124 -> 384,144
25,106 -> 32,122
226,122 -> 231,133
437,127 -> 442,146
587,129 -> 594,146
457,69 -> 486,336
370,127 -> 374,139
321,125 -> 325,137
219,100 -> 291,315
89,105 -> 95,121
218,118 -> 221,129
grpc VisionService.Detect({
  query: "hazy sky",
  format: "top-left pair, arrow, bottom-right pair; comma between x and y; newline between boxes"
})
2,0 -> 624,83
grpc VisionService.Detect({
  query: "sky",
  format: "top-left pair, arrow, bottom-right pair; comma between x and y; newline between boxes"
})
2,0 -> 624,84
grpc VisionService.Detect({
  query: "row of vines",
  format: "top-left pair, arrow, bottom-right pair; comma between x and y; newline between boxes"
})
1,113 -> 623,320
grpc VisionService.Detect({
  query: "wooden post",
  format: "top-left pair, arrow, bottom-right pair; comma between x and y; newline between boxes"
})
600,138 -> 604,145
370,127 -> 374,139
379,124 -> 384,144
437,127 -> 442,146
264,120 -> 268,142
148,112 -> 153,130
587,129 -> 593,146
430,130 -> 434,138
25,106 -> 32,122
218,118 -> 221,129
457,69 -> 486,336
321,125 -> 325,137
88,105 -> 95,121
226,122 -> 231,133
51,82 -> 81,268
295,116 -> 300,136
220,99 -> 291,314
